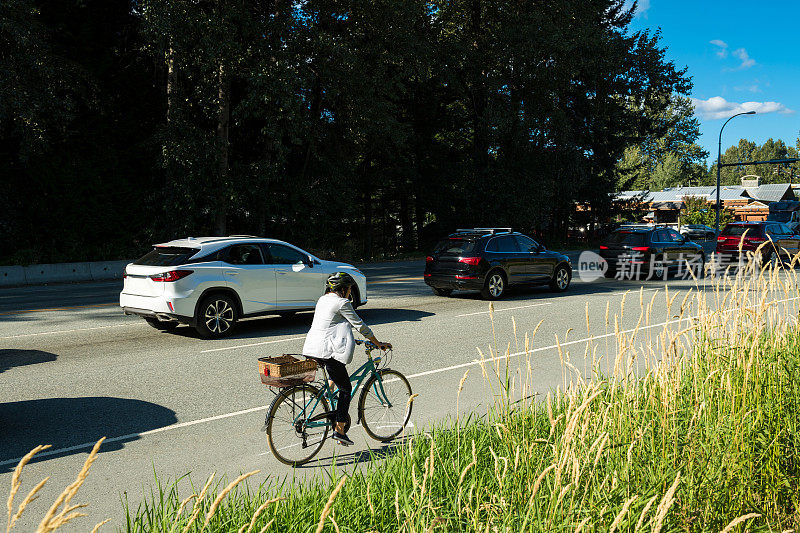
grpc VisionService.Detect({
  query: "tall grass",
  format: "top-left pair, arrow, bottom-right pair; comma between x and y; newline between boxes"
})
8,257 -> 800,531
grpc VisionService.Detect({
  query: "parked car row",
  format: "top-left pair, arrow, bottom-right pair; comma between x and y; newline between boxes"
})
597,221 -> 800,280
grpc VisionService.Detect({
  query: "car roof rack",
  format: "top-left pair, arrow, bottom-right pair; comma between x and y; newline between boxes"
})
455,227 -> 513,235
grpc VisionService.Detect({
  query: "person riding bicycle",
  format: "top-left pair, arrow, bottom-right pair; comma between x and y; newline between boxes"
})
301,272 -> 391,446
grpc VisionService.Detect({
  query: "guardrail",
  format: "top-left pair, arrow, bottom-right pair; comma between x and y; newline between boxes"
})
0,260 -> 130,288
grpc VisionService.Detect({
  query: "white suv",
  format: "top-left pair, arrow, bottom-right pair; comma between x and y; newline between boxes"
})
119,236 -> 367,338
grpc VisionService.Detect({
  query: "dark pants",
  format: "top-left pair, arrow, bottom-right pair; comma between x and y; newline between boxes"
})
323,359 -> 351,424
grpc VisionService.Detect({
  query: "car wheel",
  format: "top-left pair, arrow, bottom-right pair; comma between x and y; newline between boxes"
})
481,270 -> 506,300
195,294 -> 238,338
144,317 -> 179,331
433,288 -> 453,297
549,265 -> 571,292
650,255 -> 667,280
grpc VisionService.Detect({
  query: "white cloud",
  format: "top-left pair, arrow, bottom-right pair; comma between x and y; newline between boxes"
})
732,48 -> 756,69
710,39 -> 728,58
691,96 -> 794,120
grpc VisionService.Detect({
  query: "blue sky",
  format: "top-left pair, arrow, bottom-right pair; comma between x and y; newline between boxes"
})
627,0 -> 800,164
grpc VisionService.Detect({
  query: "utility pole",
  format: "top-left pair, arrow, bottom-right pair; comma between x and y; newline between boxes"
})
716,111 -> 756,234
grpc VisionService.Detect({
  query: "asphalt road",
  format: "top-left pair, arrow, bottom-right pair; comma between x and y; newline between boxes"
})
2,247 -> 781,531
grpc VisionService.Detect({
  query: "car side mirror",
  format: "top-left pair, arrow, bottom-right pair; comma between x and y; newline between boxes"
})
306,256 -> 315,268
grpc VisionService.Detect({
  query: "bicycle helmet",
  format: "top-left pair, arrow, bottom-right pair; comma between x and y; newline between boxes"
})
326,272 -> 357,292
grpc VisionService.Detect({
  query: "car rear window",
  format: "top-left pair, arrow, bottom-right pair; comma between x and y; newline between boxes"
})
721,225 -> 763,237
433,239 -> 478,256
605,231 -> 647,246
134,246 -> 200,266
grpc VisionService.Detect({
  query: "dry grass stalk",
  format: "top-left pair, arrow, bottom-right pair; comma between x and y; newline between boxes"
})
9,476 -> 49,531
719,513 -> 761,533
314,476 -> 347,533
181,474 -> 215,533
90,518 -> 110,533
201,470 -> 259,530
574,516 -> 591,533
175,494 -> 198,526
609,495 -> 638,533
35,438 -> 104,533
328,513 -> 341,533
242,496 -> 283,533
634,494 -> 659,532
256,519 -> 274,533
7,444 -> 51,533
651,473 -> 681,533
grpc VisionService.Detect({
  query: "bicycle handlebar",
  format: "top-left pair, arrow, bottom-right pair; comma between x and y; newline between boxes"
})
355,339 -> 390,350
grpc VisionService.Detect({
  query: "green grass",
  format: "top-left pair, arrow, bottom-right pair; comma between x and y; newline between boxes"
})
120,268 -> 800,532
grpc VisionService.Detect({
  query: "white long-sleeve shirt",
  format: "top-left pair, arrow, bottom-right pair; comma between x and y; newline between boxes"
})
301,293 -> 374,364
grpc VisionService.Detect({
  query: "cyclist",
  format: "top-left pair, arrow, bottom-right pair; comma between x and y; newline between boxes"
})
301,272 -> 391,446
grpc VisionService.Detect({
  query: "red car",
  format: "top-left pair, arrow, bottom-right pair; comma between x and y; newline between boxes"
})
716,222 -> 800,263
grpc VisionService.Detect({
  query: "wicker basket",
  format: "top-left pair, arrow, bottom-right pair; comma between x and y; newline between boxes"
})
258,355 -> 317,387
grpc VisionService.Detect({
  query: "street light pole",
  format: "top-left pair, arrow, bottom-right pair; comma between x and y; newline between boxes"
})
716,111 -> 756,233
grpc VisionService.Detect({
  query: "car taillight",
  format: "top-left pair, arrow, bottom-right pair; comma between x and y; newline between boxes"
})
150,270 -> 193,282
631,246 -> 650,252
426,256 -> 434,263
717,236 -> 726,242
459,257 -> 481,266
599,245 -> 608,250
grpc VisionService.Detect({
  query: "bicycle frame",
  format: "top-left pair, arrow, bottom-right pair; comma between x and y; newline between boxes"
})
296,353 -> 393,430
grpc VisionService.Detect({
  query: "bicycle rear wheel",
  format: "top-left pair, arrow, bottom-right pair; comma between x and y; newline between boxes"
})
266,384 -> 329,466
358,369 -> 413,442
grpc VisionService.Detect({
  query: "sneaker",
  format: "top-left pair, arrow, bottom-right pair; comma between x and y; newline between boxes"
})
331,432 -> 354,446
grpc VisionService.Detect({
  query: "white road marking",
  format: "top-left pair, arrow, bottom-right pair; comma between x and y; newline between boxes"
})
200,337 -> 306,353
455,302 -> 552,318
3,295 -> 795,468
0,323 -> 137,340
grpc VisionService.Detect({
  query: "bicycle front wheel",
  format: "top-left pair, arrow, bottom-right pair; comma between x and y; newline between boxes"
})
358,369 -> 413,442
266,384 -> 329,466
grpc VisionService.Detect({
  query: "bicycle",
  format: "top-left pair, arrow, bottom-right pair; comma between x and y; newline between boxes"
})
264,340 -> 413,466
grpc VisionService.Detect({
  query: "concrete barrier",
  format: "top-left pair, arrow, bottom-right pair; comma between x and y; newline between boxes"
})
88,260 -> 130,281
0,260 -> 132,287
23,262 -> 93,285
0,265 -> 26,287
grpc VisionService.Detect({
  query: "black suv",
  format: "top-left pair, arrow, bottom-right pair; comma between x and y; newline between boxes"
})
424,228 -> 572,300
599,226 -> 705,279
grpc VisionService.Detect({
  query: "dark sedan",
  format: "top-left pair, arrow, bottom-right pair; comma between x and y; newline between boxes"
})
599,226 -> 705,280
424,228 -> 572,300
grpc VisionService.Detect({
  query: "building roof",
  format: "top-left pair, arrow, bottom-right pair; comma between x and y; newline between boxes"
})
745,183 -> 793,203
614,183 -> 795,204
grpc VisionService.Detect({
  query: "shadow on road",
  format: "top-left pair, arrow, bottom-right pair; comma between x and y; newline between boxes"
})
0,349 -> 57,374
302,438 -> 409,469
166,307 -> 436,341
0,397 -> 177,473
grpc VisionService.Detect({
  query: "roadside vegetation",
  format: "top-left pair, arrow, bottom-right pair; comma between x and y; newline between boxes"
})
7,261 -> 800,531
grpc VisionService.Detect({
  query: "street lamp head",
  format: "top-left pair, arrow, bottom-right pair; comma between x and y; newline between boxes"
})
745,111 -> 756,115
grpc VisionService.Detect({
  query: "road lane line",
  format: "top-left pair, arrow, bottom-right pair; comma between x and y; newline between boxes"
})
367,277 -> 423,285
200,337 -> 306,353
0,323 -> 137,340
455,302 -> 552,318
0,303 -> 118,316
3,295 -> 795,468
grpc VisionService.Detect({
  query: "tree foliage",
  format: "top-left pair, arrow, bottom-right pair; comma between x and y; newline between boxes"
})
681,196 -> 733,227
1,0 -> 697,263
708,138 -> 800,186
